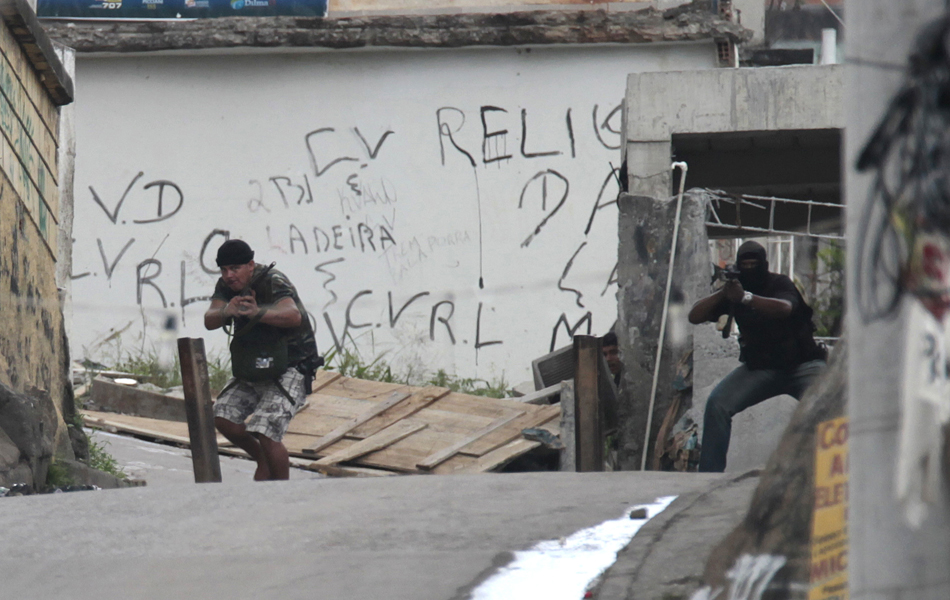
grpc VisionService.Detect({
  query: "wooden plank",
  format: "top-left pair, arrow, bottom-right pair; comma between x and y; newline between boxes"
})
82,410 -> 231,448
301,390 -> 411,454
458,404 -> 560,457
386,406 -> 496,434
304,464 -> 398,478
286,413 -> 355,439
512,382 -> 563,405
321,377 -> 416,401
308,370 -> 343,394
350,386 -> 450,438
287,398 -> 374,437
311,421 -> 427,467
334,414 -> 552,474
430,393 -> 542,419
440,438 -> 542,475
297,393 -> 375,416
574,335 -> 603,472
416,411 -> 525,470
341,427 -> 469,473
327,421 -> 494,473
285,434 -> 356,457
178,337 -> 222,483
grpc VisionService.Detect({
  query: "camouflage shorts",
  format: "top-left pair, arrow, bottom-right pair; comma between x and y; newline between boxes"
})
213,368 -> 305,442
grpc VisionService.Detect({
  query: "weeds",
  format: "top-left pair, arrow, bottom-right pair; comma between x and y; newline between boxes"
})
809,242 -> 845,337
104,350 -> 232,395
205,354 -> 233,396
324,348 -> 510,398
426,369 -> 509,398
113,353 -> 182,389
46,460 -> 75,488
88,439 -> 126,480
323,347 -> 403,384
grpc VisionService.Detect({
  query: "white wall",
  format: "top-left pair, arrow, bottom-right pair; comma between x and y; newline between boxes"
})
70,42 -> 717,382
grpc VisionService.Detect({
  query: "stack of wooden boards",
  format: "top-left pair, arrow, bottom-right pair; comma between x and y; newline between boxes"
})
83,370 -> 561,477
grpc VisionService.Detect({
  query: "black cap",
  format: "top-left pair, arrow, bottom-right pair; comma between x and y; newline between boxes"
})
216,239 -> 254,267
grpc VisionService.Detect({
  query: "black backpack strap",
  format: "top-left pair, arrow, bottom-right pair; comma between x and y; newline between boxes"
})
218,378 -> 240,398
273,376 -> 295,404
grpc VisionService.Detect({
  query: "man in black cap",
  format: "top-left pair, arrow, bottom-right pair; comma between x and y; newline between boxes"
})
204,239 -> 321,480
688,241 -> 826,472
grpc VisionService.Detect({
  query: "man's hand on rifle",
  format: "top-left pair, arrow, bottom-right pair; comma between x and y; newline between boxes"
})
225,290 -> 260,318
723,279 -> 745,304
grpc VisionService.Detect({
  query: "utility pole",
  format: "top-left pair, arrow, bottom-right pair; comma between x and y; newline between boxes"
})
847,1 -> 950,597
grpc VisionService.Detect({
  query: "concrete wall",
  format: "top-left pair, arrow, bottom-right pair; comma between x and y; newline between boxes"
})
0,16 -> 69,451
847,0 -> 950,597
68,42 -> 718,382
624,64 -> 843,197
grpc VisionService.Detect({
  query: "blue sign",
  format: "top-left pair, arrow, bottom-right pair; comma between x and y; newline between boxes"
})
38,0 -> 327,19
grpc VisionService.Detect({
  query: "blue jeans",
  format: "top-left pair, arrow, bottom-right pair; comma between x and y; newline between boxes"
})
698,359 -> 826,472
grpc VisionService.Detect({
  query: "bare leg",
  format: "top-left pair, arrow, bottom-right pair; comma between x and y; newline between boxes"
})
215,417 -> 270,481
256,434 -> 290,481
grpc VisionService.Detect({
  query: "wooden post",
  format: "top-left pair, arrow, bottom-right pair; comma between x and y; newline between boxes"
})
178,337 -> 222,483
573,335 -> 603,472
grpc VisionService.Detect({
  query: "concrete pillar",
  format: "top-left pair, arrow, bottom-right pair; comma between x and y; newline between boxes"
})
54,43 -> 76,321
616,190 -> 708,470
733,0 -> 766,45
625,141 -> 672,199
846,1 -> 950,598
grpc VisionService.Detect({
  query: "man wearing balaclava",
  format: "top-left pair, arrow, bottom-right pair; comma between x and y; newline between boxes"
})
688,241 -> 826,472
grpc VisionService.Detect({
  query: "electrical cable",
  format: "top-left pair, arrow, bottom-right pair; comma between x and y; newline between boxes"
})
818,0 -> 845,28
855,10 -> 950,322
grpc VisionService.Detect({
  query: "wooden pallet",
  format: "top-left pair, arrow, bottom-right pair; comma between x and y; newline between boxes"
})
83,369 -> 561,476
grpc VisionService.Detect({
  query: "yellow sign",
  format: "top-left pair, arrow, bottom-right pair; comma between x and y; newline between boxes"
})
808,416 -> 848,600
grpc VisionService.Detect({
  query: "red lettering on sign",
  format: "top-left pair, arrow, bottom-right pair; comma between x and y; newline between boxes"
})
815,482 -> 849,509
820,422 -> 849,449
829,453 -> 847,477
810,550 -> 848,582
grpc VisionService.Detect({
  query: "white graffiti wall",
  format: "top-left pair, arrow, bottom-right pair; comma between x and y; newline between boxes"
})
69,43 -> 717,381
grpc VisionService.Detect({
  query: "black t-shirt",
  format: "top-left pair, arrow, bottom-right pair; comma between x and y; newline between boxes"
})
710,273 -> 824,370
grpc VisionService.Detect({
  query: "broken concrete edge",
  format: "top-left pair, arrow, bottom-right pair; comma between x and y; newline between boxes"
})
59,457 -> 144,489
40,1 -> 752,54
0,0 -> 73,104
591,470 -> 760,600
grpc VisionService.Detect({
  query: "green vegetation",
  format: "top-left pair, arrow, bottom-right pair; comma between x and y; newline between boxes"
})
323,347 -> 402,384
45,460 -> 75,489
425,369 -> 509,398
113,353 -> 183,389
104,350 -> 232,395
811,242 -> 845,337
87,439 -> 126,480
323,347 -> 510,399
205,354 -> 233,396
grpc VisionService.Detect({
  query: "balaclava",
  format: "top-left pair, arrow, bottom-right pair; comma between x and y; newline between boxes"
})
736,241 -> 769,293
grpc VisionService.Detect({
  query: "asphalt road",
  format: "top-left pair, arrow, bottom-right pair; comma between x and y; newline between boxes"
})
87,429 -> 320,485
0,470 -> 727,600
